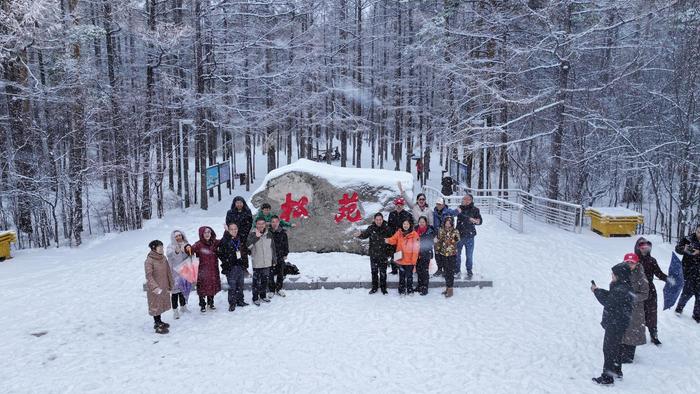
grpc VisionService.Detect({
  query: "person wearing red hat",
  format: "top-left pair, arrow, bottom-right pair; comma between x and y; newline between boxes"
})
617,252 -> 649,364
591,259 -> 634,385
387,196 -> 414,275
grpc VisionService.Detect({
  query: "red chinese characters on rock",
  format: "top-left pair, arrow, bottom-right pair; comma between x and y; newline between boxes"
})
335,192 -> 362,223
280,193 -> 309,222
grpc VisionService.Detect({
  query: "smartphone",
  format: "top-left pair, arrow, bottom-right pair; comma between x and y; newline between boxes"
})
591,280 -> 596,286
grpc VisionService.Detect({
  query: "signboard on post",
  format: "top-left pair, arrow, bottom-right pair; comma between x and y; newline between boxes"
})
219,161 -> 231,184
449,158 -> 469,189
206,165 -> 219,190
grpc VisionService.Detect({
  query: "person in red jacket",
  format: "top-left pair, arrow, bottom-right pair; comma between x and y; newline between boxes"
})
191,226 -> 221,312
385,219 -> 420,295
634,237 -> 667,345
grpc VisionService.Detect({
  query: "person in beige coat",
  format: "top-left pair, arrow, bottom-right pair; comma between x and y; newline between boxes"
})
619,254 -> 649,363
145,240 -> 174,334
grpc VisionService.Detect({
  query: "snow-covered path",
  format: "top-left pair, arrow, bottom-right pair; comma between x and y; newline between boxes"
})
1,202 -> 699,393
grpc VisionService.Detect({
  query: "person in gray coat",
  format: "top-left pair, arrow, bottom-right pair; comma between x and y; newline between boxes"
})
619,252 -> 649,363
247,217 -> 277,306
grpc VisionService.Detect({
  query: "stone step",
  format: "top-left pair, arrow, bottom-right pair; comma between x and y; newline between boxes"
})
144,277 -> 492,291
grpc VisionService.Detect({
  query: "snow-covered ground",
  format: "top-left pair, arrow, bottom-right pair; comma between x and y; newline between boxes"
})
2,191 -> 699,392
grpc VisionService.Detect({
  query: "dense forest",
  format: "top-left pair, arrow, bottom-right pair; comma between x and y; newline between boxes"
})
1,0 -> 699,248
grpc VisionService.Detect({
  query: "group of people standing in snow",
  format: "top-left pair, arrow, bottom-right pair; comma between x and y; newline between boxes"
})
354,182 -> 482,297
144,196 -> 294,334
590,224 -> 700,385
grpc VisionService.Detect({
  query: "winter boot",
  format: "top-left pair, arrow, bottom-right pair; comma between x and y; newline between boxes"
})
200,305 -> 206,313
180,305 -> 190,313
276,290 -> 286,297
261,297 -> 271,303
420,287 -> 428,296
173,309 -> 180,320
237,301 -> 249,307
433,269 -> 443,278
466,270 -> 473,280
208,303 -> 216,311
381,287 -> 388,295
229,304 -> 236,312
445,288 -> 454,298
154,325 -> 169,335
592,375 -> 614,385
253,299 -> 261,306
675,307 -> 683,316
369,288 -> 378,295
441,289 -> 448,296
650,328 -> 661,346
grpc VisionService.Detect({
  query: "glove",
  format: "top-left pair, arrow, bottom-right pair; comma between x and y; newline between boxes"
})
153,288 -> 163,295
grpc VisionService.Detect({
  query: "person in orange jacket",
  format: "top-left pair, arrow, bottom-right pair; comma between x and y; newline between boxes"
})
385,219 -> 420,296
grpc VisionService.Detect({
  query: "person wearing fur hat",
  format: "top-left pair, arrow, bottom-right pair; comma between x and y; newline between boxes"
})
145,240 -> 174,334
166,230 -> 193,319
591,257 -> 635,385
387,196 -> 414,275
634,237 -> 667,345
619,252 -> 649,364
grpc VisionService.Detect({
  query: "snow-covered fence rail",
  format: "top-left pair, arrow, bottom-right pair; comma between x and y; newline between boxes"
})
422,186 -> 524,233
453,186 -> 584,233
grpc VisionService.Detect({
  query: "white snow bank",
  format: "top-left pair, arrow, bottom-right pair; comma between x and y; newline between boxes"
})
251,159 -> 414,200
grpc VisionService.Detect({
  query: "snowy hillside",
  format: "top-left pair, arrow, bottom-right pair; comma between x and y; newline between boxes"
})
1,193 -> 698,393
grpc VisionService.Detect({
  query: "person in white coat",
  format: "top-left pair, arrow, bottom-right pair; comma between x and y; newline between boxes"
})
166,230 -> 193,319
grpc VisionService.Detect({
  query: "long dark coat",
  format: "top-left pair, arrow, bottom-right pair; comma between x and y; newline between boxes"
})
191,226 -> 221,297
622,264 -> 649,346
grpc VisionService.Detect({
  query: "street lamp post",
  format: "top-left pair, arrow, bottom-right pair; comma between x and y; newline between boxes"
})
178,119 -> 194,211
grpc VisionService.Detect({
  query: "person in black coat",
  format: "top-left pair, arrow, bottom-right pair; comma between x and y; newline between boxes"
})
355,213 -> 393,294
675,224 -> 700,322
591,259 -> 635,385
225,196 -> 253,239
415,216 -> 436,296
634,237 -> 667,345
455,194 -> 483,279
268,216 -> 290,297
441,175 -> 455,196
387,197 -> 414,275
217,223 -> 250,311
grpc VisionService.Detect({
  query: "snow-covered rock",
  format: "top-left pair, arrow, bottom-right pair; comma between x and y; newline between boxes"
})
250,159 -> 414,253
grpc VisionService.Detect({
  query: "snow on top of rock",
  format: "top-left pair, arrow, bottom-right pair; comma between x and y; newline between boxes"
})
252,159 -> 414,196
587,206 -> 643,217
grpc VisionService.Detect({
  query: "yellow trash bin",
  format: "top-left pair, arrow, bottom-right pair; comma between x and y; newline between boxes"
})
0,231 -> 17,261
585,208 -> 644,238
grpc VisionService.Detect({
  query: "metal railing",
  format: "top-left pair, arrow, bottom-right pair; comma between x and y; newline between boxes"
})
422,186 -> 525,233
453,185 -> 584,233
